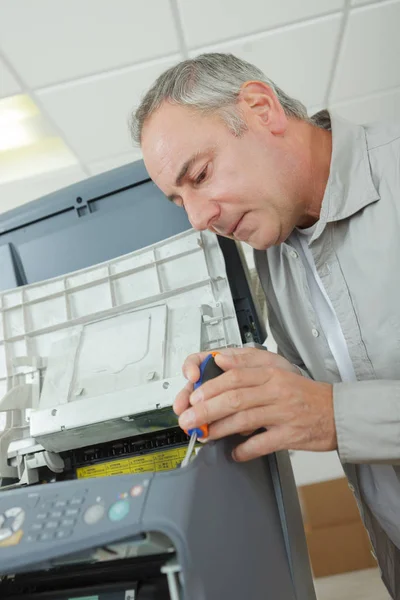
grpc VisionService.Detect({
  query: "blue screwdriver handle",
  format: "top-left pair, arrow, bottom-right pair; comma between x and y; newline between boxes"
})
186,352 -> 224,438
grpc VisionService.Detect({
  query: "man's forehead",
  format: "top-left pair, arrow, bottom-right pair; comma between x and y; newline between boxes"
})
142,103 -> 218,184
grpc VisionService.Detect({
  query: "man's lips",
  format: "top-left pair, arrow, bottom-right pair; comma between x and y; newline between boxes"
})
224,215 -> 245,237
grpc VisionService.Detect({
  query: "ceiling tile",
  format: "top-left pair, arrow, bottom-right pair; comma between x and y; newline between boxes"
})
179,0 -> 343,48
351,0 -> 385,5
0,0 -> 179,88
37,57 -> 179,164
331,87 -> 400,123
0,166 -> 86,213
87,151 -> 142,176
0,58 -> 21,99
191,16 -> 341,108
331,1 -> 400,102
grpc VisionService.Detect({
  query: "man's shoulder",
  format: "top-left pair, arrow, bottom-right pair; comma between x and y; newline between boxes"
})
364,119 -> 400,153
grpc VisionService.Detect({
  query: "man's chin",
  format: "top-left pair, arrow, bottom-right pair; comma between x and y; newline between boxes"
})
242,232 -> 280,251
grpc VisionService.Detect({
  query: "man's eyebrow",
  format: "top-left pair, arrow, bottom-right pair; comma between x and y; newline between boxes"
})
167,149 -> 214,202
175,153 -> 200,188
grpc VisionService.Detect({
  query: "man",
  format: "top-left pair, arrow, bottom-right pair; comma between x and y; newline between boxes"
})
131,53 -> 400,598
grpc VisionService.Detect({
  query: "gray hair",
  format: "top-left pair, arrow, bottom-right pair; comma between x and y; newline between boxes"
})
130,53 -> 310,145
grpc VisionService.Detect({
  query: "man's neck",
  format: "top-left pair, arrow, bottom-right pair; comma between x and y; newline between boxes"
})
297,122 -> 333,229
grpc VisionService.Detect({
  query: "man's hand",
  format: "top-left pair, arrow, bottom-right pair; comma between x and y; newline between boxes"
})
174,348 -> 337,462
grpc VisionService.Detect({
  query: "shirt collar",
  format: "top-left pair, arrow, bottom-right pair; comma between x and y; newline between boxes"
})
310,109 -> 380,242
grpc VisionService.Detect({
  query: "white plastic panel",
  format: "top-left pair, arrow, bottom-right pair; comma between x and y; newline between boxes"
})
0,230 -> 242,453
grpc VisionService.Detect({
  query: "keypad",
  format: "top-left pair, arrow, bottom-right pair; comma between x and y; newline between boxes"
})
24,495 -> 89,543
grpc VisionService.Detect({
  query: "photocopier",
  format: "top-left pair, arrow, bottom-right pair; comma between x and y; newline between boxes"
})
0,160 -> 316,599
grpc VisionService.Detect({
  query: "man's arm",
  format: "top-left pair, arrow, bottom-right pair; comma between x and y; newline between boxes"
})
270,305 -> 400,464
334,380 -> 400,464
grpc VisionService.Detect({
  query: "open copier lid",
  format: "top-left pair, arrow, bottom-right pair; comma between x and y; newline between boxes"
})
0,160 -> 316,600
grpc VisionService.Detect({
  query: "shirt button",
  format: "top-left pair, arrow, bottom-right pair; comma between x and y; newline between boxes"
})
348,484 -> 355,492
289,250 -> 298,258
311,328 -> 319,337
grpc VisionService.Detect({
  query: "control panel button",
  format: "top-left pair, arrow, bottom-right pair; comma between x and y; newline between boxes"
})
38,532 -> 54,542
5,507 -> 23,519
45,521 -> 59,529
108,500 -> 130,522
65,508 -> 80,517
130,485 -> 143,498
36,513 -> 48,520
0,528 -> 12,542
12,510 -> 25,532
60,519 -> 76,528
69,497 -> 85,505
31,523 -> 43,531
55,529 -> 72,540
25,534 -> 38,543
50,511 -> 63,519
54,500 -> 67,508
84,504 -> 105,525
0,529 -> 23,548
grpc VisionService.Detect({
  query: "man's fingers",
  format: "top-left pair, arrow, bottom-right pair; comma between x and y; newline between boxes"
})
182,351 -> 213,382
190,365 -> 274,406
173,381 -> 193,416
214,348 -> 269,371
208,406 -> 283,440
232,427 -> 288,462
179,383 -> 274,431
182,347 -> 268,382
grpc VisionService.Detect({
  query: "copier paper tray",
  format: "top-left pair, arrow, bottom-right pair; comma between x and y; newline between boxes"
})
0,195 -> 315,598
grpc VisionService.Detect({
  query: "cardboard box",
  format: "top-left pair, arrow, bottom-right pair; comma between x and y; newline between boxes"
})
298,477 -> 377,578
299,477 -> 360,530
305,521 -> 377,578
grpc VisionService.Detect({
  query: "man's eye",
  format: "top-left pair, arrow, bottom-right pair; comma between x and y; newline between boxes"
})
195,166 -> 207,185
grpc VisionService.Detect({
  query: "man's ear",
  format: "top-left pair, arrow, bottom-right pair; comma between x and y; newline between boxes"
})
238,80 -> 287,135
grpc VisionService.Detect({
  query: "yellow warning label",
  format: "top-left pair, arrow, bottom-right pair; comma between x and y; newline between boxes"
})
76,446 -> 189,480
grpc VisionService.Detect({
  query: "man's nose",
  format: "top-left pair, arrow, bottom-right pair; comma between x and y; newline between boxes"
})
184,193 -> 219,231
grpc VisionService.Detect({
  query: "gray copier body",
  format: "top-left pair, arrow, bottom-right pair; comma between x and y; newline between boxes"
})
0,161 -> 316,599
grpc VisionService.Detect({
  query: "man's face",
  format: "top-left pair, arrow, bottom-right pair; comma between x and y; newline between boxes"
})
141,100 -> 303,250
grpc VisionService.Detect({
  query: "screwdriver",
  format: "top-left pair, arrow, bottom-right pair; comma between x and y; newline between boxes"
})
181,352 -> 224,468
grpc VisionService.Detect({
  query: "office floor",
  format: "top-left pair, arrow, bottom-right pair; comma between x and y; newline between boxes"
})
315,568 -> 391,600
